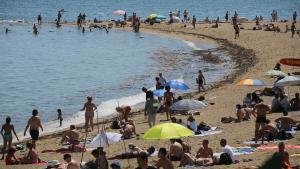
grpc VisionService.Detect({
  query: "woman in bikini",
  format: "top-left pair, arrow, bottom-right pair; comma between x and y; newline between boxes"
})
1,116 -> 19,160
81,96 -> 97,131
164,86 -> 174,121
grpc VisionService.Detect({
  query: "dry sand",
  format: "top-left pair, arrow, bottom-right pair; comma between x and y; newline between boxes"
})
1,20 -> 300,169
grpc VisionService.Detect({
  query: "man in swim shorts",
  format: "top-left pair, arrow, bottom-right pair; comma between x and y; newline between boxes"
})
253,100 -> 270,144
24,109 -> 43,148
80,96 -> 97,131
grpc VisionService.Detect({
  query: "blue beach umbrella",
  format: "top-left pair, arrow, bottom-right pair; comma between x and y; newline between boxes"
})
153,89 -> 166,97
156,15 -> 166,20
165,80 -> 190,90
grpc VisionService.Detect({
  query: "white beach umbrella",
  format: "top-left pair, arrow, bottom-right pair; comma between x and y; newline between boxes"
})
266,70 -> 287,77
275,76 -> 300,86
86,132 -> 122,148
171,99 -> 207,111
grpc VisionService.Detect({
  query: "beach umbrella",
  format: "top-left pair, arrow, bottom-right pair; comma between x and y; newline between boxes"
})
165,80 -> 189,90
237,79 -> 266,86
86,132 -> 122,148
266,70 -> 287,77
153,89 -> 165,97
143,123 -> 194,140
148,13 -> 157,19
171,99 -> 207,111
113,10 -> 126,15
156,15 -> 166,20
275,76 -> 300,86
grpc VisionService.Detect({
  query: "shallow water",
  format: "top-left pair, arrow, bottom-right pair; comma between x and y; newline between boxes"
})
0,23 -> 233,140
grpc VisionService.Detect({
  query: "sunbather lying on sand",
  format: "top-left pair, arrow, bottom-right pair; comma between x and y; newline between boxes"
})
41,144 -> 86,153
108,144 -> 154,160
254,119 -> 279,143
275,116 -> 299,131
120,120 -> 138,139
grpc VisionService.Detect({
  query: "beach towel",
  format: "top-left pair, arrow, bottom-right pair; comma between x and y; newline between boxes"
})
214,147 -> 256,157
6,162 -> 48,166
194,127 -> 222,137
257,145 -> 300,150
243,139 -> 287,145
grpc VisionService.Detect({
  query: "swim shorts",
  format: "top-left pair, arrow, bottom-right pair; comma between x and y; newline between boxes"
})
30,129 -> 39,140
256,116 -> 267,123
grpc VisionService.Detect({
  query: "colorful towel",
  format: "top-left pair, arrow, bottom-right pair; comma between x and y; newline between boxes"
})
243,140 -> 287,145
257,145 -> 300,150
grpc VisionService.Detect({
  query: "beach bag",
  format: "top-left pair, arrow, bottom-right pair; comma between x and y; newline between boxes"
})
197,122 -> 211,131
219,153 -> 233,165
111,120 -> 120,129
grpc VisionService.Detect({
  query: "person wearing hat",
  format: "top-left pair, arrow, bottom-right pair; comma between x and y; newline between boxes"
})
110,160 -> 121,169
196,70 -> 206,92
45,160 -> 61,169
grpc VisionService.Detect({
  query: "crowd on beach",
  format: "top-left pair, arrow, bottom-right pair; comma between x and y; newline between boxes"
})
1,8 -> 300,169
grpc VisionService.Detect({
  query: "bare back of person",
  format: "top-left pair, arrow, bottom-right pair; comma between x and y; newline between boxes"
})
67,161 -> 80,169
255,103 -> 270,117
170,142 -> 183,159
28,116 -> 41,130
156,157 -> 174,169
197,147 -> 213,158
276,117 -> 295,130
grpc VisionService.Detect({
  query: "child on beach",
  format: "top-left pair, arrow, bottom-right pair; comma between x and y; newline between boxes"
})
1,116 -> 19,160
57,109 -> 63,127
5,147 -> 19,165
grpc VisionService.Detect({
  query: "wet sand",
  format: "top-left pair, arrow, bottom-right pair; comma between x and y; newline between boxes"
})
1,20 -> 300,169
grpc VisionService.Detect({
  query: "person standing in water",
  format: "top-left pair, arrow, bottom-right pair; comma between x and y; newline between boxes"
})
24,109 -> 43,148
1,117 -> 19,160
80,96 -> 97,131
33,24 -> 38,34
225,11 -> 229,22
192,16 -> 196,29
57,109 -> 63,127
37,13 -> 42,24
57,11 -> 62,23
197,70 -> 206,92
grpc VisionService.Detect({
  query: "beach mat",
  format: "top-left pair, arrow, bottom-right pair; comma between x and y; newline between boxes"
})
243,140 -> 287,145
194,130 -> 223,137
257,145 -> 300,150
214,147 -> 256,157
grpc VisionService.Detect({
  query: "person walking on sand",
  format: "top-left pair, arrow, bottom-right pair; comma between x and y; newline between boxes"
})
291,22 -> 296,38
80,96 -> 97,131
192,16 -> 196,29
293,11 -> 297,22
197,70 -> 205,92
145,91 -> 160,128
24,109 -> 43,148
234,24 -> 240,39
37,13 -> 42,24
57,109 -> 63,127
1,116 -> 19,160
253,100 -> 270,144
164,86 -> 174,121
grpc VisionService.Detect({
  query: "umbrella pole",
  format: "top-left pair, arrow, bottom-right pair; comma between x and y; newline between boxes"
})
97,109 -> 100,133
80,128 -> 89,166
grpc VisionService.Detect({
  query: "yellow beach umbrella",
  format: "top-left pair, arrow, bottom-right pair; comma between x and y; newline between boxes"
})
143,123 -> 194,140
148,13 -> 157,19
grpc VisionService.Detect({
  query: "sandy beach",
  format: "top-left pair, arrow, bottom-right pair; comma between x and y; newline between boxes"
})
1,20 -> 300,169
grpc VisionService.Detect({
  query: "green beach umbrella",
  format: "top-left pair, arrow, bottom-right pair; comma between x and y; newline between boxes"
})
143,123 -> 194,140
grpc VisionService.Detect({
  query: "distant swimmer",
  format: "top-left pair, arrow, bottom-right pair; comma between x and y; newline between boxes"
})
24,109 -> 44,148
33,24 -> 38,34
37,13 -> 42,24
80,96 -> 97,131
56,20 -> 61,28
5,28 -> 11,33
57,11 -> 62,23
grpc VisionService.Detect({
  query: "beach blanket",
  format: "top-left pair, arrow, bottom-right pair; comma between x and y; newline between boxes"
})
6,162 -> 48,166
194,127 -> 223,137
257,145 -> 300,150
214,147 -> 256,157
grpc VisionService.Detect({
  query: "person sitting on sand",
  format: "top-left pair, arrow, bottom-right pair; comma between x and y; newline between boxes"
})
221,104 -> 246,123
180,139 -> 213,166
255,119 -> 279,142
275,116 -> 299,131
20,142 -> 39,164
243,93 -> 252,108
5,147 -> 19,165
187,116 -> 197,133
116,105 -> 131,122
275,142 -> 292,169
155,148 -> 174,169
1,116 -> 19,160
290,93 -> 300,111
61,125 -> 79,145
271,94 -> 282,112
80,96 -> 97,131
136,151 -> 156,169
217,139 -> 234,165
164,86 -> 175,121
120,120 -> 138,139
63,154 -> 80,169
24,109 -> 43,149
169,139 -> 183,161
176,139 -> 191,154
253,100 -> 270,144
85,147 -> 108,169
242,104 -> 254,120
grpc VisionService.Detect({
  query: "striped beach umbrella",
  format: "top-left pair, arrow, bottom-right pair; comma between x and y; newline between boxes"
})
237,79 -> 266,86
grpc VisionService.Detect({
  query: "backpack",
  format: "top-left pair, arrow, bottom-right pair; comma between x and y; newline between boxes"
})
197,122 -> 211,131
219,153 -> 233,165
